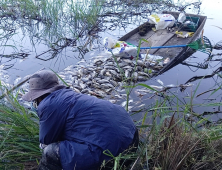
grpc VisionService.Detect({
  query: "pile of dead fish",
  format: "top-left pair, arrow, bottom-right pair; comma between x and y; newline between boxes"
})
56,54 -> 169,98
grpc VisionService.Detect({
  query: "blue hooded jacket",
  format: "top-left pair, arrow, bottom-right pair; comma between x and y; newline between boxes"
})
37,88 -> 136,170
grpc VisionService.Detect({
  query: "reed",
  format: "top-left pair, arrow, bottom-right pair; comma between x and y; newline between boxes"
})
0,82 -> 41,169
100,37 -> 222,169
1,76 -> 222,169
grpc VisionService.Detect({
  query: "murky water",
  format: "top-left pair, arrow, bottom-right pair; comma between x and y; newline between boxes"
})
1,0 -> 222,122
152,0 -> 222,122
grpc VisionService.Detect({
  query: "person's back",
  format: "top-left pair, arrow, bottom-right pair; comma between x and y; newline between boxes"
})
22,70 -> 138,170
38,88 -> 136,169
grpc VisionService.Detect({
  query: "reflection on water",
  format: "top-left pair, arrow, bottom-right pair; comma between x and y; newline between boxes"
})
0,0 -> 222,122
0,0 -> 202,80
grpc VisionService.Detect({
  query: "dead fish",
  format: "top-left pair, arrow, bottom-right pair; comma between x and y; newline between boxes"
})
138,104 -> 145,108
181,83 -> 193,87
101,83 -> 114,89
118,62 -> 128,67
86,66 -> 96,72
78,68 -> 84,77
13,77 -> 21,85
109,79 -> 118,87
73,88 -> 81,93
133,72 -> 138,82
77,59 -> 86,65
81,89 -> 89,94
88,90 -> 103,98
58,74 -> 66,79
105,71 -> 112,77
106,58 -> 114,62
104,88 -> 113,93
157,79 -> 164,86
104,65 -> 118,72
121,100 -> 133,107
23,101 -> 31,108
94,89 -> 106,97
114,94 -> 123,99
127,106 -> 134,112
123,65 -> 133,70
165,84 -> 176,88
125,70 -> 130,78
144,62 -> 150,68
91,71 -> 97,78
108,100 -> 117,104
105,62 -> 115,66
136,66 -> 143,72
79,81 -> 86,89
72,83 -> 82,90
149,85 -> 164,90
121,101 -> 127,107
137,76 -> 148,81
97,79 -> 110,84
92,82 -> 101,89
123,59 -> 133,65
138,72 -> 149,77
86,81 -> 92,87
137,89 -> 152,93
72,71 -> 81,77
153,65 -> 163,70
163,57 -> 170,65
93,59 -> 103,66
135,60 -> 145,67
109,70 -> 118,77
73,79 -> 79,85
64,65 -> 74,71
93,78 -> 101,82
100,69 -> 106,76
65,80 -> 73,85
150,62 -> 157,67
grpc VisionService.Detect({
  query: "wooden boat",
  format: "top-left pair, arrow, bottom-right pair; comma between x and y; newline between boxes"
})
118,11 -> 207,75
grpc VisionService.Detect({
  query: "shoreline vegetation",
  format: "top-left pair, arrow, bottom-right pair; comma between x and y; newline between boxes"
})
1,76 -> 222,169
1,0 -> 222,170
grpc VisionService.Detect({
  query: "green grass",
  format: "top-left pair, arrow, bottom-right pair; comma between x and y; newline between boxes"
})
0,83 -> 40,169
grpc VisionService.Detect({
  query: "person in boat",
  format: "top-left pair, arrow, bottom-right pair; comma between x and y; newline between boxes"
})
22,69 -> 139,170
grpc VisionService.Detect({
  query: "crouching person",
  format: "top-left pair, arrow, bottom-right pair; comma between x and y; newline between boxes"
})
22,70 -> 139,170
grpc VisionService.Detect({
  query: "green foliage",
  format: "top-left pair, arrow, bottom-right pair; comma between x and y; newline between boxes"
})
0,85 -> 40,169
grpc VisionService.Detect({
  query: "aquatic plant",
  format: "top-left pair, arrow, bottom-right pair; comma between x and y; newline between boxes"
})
0,0 -> 202,62
98,37 -> 222,169
100,90 -> 222,170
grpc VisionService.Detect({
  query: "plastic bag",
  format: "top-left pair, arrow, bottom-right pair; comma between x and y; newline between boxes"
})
178,12 -> 186,23
148,14 -> 175,30
103,37 -> 139,60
